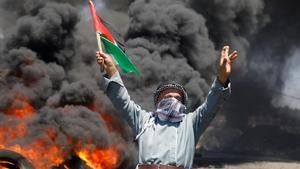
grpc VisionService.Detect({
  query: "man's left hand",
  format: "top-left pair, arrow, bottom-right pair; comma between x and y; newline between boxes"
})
218,46 -> 238,86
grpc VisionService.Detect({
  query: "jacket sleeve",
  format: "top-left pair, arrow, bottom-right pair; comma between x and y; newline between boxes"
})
101,72 -> 146,137
192,78 -> 231,141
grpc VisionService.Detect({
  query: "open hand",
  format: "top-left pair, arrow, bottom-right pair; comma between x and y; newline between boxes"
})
218,46 -> 238,86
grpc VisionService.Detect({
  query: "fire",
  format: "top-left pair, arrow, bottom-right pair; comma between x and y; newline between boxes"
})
5,95 -> 34,118
0,97 -> 123,169
77,146 -> 119,169
0,123 -> 26,143
0,139 -> 67,168
0,94 -> 67,168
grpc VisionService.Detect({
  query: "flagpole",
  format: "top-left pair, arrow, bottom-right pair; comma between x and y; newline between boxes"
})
96,31 -> 103,52
88,0 -> 139,74
88,0 -> 103,52
96,31 -> 105,72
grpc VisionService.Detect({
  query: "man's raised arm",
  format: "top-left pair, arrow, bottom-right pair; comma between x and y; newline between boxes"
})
192,46 -> 238,141
96,51 -> 146,137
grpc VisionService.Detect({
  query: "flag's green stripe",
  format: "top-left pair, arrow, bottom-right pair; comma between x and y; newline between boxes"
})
100,35 -> 139,74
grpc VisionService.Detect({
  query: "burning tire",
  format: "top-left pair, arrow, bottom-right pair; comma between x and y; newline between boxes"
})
0,150 -> 34,169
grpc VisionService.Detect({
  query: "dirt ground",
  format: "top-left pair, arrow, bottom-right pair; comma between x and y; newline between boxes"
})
196,161 -> 300,169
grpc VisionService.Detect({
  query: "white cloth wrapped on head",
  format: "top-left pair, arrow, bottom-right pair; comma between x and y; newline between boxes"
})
154,97 -> 186,123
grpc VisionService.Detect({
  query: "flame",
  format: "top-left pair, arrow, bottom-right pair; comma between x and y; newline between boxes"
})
0,98 -> 122,169
5,95 -> 34,118
0,126 -> 67,168
0,167 -> 10,169
0,123 -> 26,143
76,104 -> 122,169
0,94 -> 67,168
0,139 -> 67,168
76,146 -> 119,169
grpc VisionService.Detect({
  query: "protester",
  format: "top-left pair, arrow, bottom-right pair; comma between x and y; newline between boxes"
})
96,46 -> 237,169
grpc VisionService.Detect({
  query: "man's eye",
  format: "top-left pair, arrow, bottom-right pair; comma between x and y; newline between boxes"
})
175,96 -> 182,101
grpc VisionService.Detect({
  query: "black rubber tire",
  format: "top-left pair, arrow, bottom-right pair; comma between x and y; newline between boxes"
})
0,149 -> 35,169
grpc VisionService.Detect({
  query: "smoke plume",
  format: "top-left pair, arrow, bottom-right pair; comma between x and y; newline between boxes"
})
121,0 -> 218,110
0,0 -> 136,168
190,0 -> 300,160
124,0 -> 300,161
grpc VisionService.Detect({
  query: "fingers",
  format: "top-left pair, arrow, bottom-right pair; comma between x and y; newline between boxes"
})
221,46 -> 229,58
96,52 -> 103,64
218,46 -> 237,81
96,51 -> 108,60
220,46 -> 238,63
229,50 -> 238,61
220,46 -> 229,66
96,51 -> 106,72
100,51 -> 108,59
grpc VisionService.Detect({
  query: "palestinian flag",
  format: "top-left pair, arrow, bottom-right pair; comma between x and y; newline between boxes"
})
88,0 -> 139,74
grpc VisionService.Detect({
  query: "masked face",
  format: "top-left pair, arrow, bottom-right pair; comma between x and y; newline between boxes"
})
155,97 -> 187,122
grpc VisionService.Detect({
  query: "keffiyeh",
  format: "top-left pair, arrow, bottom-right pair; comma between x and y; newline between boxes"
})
154,97 -> 186,122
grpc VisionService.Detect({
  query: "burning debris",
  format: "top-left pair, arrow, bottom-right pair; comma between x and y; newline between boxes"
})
0,0 -> 136,168
0,104 -> 124,168
0,149 -> 35,169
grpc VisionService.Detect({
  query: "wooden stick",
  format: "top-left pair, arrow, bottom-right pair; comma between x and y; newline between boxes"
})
96,32 -> 105,72
96,31 -> 103,52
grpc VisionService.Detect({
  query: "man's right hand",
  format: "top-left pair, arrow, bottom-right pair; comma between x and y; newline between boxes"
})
96,51 -> 118,78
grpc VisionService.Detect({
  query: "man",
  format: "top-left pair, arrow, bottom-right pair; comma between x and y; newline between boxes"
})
96,46 -> 237,169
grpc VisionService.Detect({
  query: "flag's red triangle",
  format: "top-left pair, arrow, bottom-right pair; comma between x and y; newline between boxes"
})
88,0 -> 116,44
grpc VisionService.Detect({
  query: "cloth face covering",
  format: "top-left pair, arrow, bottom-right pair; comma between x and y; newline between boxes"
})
154,97 -> 186,122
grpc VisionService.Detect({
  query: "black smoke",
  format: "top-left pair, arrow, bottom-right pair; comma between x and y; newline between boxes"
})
124,0 -> 300,162
188,0 -> 300,160
0,0 -> 136,168
123,0 -> 219,110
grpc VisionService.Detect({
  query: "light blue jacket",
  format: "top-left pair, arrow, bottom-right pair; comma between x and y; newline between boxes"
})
102,72 -> 231,169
